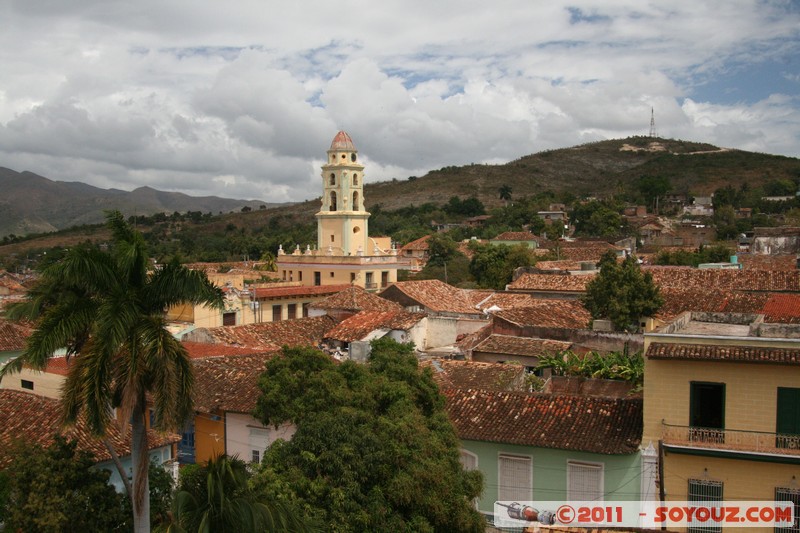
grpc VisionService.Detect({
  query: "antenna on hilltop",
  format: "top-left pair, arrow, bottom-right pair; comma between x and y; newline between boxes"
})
649,107 -> 657,138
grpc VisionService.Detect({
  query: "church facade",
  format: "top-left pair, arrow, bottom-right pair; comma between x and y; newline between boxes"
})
276,131 -> 400,291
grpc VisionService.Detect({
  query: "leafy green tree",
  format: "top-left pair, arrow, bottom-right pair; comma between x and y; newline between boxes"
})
582,251 -> 664,331
713,205 -> 738,240
425,233 -> 460,267
469,242 -> 534,289
444,196 -> 486,218
1,211 -> 224,532
637,175 -> 671,214
252,340 -> 484,533
166,454 -> 311,533
571,199 -> 626,237
1,436 -> 129,532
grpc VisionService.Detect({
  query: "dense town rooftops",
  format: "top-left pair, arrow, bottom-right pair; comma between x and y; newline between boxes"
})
507,273 -> 592,292
192,353 -> 276,413
473,334 -> 572,357
443,388 -> 643,454
184,315 -> 336,349
0,319 -> 32,352
0,389 -> 179,467
307,285 -> 402,312
493,300 -> 591,329
420,359 -> 526,391
253,284 -> 351,299
324,311 -> 426,343
379,279 -> 483,315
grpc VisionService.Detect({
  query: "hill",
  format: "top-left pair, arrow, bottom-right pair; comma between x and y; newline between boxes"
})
0,167 -> 284,238
2,136 -> 798,260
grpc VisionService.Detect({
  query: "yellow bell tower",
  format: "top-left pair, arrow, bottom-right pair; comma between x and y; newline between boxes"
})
317,131 -> 370,256
275,131 -> 400,291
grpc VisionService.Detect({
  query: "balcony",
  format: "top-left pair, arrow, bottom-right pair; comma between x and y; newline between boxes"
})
364,282 -> 378,290
662,422 -> 800,457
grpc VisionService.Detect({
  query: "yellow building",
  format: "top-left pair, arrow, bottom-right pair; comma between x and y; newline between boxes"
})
642,311 -> 800,531
276,131 -> 400,291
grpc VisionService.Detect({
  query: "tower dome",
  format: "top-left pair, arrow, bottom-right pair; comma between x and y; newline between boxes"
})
330,131 -> 356,151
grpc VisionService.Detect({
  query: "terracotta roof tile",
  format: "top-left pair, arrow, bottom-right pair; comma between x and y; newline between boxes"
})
0,389 -> 179,467
192,353 -> 276,413
307,286 -> 402,312
475,292 -> 539,311
646,342 -> 800,365
534,260 -> 585,271
493,300 -> 591,329
399,235 -> 431,251
473,335 -> 572,357
379,280 -> 481,315
192,316 -> 336,349
648,269 -> 800,292
492,231 -> 540,242
182,342 -> 268,359
420,360 -> 526,391
254,284 -> 351,299
324,311 -> 425,342
0,319 -> 33,352
762,293 -> 800,320
739,255 -> 798,271
443,388 -> 643,454
507,273 -> 593,292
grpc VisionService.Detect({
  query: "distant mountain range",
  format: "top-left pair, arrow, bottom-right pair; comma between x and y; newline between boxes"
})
0,167 -> 279,238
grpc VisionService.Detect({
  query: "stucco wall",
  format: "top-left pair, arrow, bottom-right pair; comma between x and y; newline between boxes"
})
224,412 -> 295,462
460,439 -> 641,514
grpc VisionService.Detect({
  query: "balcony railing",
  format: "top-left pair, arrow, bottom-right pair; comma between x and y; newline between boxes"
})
364,282 -> 378,289
662,422 -> 800,456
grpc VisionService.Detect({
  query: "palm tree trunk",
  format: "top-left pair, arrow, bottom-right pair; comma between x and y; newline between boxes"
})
103,438 -> 133,495
131,398 -> 151,533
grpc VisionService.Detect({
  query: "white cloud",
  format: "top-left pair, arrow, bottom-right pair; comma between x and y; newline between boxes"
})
0,0 -> 797,203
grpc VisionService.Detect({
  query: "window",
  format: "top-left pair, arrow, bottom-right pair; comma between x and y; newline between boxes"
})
459,449 -> 478,471
298,271 -> 302,282
302,303 -> 309,317
498,454 -> 532,502
567,461 -> 604,502
329,173 -> 336,185
330,191 -> 337,211
776,486 -> 800,532
330,272 -> 334,278
287,303 -> 297,320
272,305 -> 281,322
314,272 -> 321,286
353,191 -> 359,209
353,173 -> 358,185
222,312 -> 236,326
688,478 -> 723,533
777,388 -> 800,449
21,379 -> 34,390
690,382 -> 725,443
249,428 -> 269,464
365,272 -> 375,289
381,271 -> 389,288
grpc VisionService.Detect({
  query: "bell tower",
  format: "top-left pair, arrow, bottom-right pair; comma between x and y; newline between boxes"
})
317,131 -> 370,256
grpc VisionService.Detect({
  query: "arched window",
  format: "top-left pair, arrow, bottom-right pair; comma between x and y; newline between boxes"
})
330,191 -> 337,211
353,191 -> 359,210
352,173 -> 358,186
329,173 -> 336,186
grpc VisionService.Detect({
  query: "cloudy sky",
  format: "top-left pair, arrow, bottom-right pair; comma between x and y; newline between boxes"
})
1,1 -> 798,203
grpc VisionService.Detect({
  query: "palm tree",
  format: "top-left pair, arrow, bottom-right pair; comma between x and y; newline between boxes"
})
498,184 -> 512,206
1,211 -> 224,532
166,454 -> 313,533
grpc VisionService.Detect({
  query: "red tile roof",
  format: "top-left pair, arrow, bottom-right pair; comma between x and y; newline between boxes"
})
475,292 -> 540,311
420,360 -> 526,391
192,353 -> 277,413
534,260 -> 584,271
648,269 -> 800,292
473,335 -> 572,357
507,273 -> 593,292
738,254 -> 798,271
442,388 -> 642,454
0,389 -> 179,467
399,235 -> 431,251
379,280 -> 481,315
0,319 -> 33,352
492,231 -> 539,242
646,342 -> 800,365
324,311 -> 425,342
182,342 -> 268,359
307,286 -> 402,312
493,300 -> 591,329
191,316 -> 336,349
762,293 -> 800,320
253,284 -> 351,299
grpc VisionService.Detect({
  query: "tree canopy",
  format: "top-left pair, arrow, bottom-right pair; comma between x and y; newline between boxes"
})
251,339 -> 484,533
582,251 -> 664,331
2,211 -> 224,532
